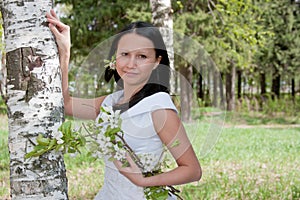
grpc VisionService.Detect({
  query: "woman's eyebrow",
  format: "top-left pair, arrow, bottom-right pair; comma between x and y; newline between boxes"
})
118,48 -> 153,53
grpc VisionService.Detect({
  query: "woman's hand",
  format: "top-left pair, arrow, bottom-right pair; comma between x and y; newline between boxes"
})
46,9 -> 71,57
113,154 -> 146,187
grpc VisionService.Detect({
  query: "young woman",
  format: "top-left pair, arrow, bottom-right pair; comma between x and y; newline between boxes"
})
47,9 -> 201,200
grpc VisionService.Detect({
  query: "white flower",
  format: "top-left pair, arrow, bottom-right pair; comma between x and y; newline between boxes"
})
104,55 -> 116,70
96,106 -> 121,128
139,153 -> 160,172
113,144 -> 126,161
52,131 -> 64,144
109,61 -> 116,70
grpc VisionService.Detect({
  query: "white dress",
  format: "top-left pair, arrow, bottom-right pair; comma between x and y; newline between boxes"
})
94,90 -> 178,200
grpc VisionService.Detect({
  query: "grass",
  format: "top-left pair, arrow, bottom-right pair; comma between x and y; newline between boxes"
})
1,114 -> 300,199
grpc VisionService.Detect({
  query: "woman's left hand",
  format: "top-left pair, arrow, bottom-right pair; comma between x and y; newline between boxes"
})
113,154 -> 145,187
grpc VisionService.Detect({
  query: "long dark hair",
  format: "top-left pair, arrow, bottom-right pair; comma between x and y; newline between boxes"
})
104,21 -> 171,112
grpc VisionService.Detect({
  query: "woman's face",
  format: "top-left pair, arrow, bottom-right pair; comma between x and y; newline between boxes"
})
115,33 -> 161,89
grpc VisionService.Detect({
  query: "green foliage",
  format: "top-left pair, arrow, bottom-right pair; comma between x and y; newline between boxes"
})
54,0 -> 151,98
25,121 -> 85,159
256,1 -> 300,76
55,0 -> 150,60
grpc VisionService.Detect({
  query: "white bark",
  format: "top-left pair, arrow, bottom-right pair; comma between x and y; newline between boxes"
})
1,1 -> 68,199
0,51 -> 6,100
150,0 -> 175,94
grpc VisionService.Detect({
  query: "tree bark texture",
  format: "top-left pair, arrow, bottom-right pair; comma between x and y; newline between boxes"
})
226,62 -> 236,111
213,71 -> 219,107
271,67 -> 280,99
260,72 -> 266,96
179,64 -> 193,122
1,1 -> 68,199
237,69 -> 242,99
150,0 -> 175,94
0,51 -> 6,100
197,71 -> 204,100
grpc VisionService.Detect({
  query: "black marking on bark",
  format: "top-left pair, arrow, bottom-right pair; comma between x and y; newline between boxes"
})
12,111 -> 24,120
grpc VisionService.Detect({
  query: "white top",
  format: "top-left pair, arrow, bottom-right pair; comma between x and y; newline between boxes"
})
94,90 -> 177,200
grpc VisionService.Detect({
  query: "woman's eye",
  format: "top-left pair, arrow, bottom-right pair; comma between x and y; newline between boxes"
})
121,52 -> 128,56
138,55 -> 147,59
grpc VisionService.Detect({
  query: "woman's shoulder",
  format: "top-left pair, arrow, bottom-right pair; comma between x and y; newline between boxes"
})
126,92 -> 178,117
101,90 -> 124,107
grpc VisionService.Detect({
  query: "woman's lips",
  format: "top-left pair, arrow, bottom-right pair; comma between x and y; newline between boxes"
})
124,71 -> 138,77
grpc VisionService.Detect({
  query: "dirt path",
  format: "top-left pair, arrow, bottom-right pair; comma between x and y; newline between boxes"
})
224,123 -> 300,129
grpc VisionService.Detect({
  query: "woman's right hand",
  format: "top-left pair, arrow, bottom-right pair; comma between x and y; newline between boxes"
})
46,9 -> 71,57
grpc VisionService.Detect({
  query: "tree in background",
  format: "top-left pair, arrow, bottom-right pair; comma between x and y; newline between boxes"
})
256,1 -> 300,100
1,1 -> 68,199
52,0 -> 299,115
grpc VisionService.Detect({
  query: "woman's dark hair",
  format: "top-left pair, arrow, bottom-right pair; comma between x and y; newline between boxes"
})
104,21 -> 171,112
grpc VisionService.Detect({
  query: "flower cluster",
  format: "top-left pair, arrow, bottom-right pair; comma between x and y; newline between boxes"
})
103,54 -> 116,70
25,106 -> 182,200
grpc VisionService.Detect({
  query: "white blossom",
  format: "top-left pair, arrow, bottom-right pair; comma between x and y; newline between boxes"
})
138,153 -> 161,172
52,131 -> 64,144
113,144 -> 127,161
95,106 -> 121,128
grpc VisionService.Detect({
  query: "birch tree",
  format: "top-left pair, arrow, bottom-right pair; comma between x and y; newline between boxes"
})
0,12 -> 5,101
150,0 -> 175,94
1,1 -> 68,199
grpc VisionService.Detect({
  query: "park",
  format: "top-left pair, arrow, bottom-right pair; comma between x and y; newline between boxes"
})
0,0 -> 300,199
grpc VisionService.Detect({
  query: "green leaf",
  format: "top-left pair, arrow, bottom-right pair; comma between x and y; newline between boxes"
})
170,139 -> 180,148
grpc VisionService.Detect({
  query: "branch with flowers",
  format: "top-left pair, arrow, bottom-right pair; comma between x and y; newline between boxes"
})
25,106 -> 182,200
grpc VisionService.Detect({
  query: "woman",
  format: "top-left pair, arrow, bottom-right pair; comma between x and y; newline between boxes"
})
47,9 -> 201,200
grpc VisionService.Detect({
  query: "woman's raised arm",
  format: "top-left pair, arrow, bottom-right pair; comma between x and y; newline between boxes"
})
46,9 -> 105,120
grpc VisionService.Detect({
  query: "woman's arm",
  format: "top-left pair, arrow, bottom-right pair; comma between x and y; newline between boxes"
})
114,109 -> 202,187
143,109 -> 202,186
46,10 -> 105,120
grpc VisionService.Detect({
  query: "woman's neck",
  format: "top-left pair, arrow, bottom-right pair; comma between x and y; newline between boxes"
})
121,84 -> 144,104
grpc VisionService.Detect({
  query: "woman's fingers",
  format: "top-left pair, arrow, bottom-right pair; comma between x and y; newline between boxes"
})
46,10 -> 71,53
47,18 -> 68,33
50,9 -> 59,20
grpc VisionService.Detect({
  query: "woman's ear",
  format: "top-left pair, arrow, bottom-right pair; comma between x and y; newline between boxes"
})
153,56 -> 162,70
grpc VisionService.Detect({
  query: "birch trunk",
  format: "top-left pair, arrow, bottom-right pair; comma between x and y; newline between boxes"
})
150,0 -> 175,94
1,1 -> 68,199
0,11 -> 5,100
0,51 -> 5,100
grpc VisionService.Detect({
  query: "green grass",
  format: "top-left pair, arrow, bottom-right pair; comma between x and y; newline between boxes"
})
183,123 -> 300,200
1,115 -> 300,200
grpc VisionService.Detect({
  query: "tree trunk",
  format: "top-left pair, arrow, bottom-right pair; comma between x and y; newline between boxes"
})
260,72 -> 266,96
291,77 -> 295,100
271,67 -> 280,99
1,1 -> 68,199
226,62 -> 236,111
212,71 -> 219,107
219,72 -> 225,110
150,0 -> 175,94
197,70 -> 204,100
0,51 -> 6,100
179,64 -> 193,122
237,69 -> 242,99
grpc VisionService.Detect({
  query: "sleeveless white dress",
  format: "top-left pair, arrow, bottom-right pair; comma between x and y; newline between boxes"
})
94,90 -> 178,200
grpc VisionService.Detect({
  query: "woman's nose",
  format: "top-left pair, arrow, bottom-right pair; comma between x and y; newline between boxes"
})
126,56 -> 137,69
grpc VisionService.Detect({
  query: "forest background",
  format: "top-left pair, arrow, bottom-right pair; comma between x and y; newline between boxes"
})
0,0 -> 300,199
